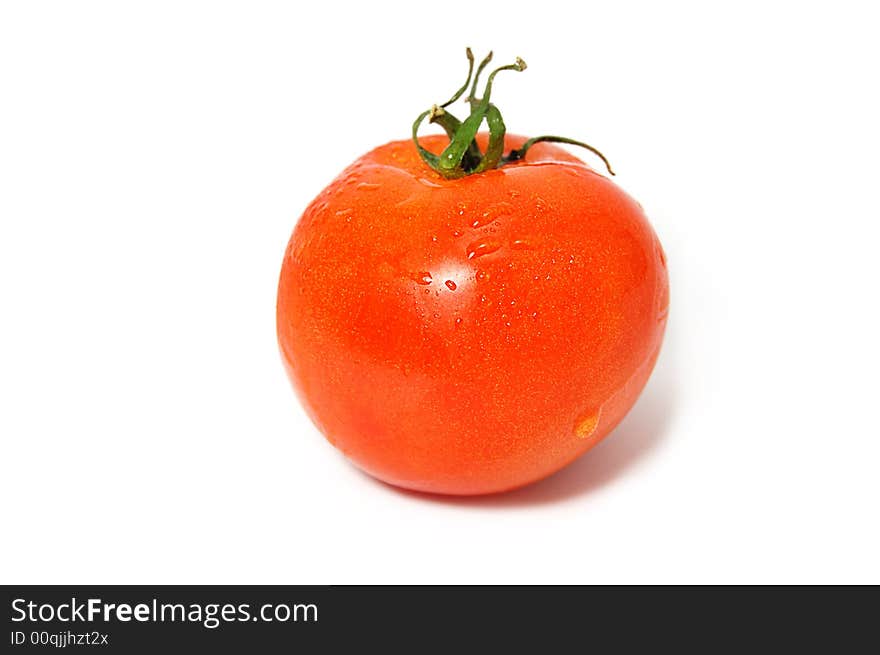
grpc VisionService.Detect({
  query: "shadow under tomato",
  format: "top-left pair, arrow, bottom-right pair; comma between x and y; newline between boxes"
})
354,336 -> 678,507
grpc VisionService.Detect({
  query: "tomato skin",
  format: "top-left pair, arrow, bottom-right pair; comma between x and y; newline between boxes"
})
277,133 -> 669,495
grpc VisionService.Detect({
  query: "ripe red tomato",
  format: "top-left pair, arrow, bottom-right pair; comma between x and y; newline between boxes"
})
277,132 -> 668,495
277,52 -> 668,494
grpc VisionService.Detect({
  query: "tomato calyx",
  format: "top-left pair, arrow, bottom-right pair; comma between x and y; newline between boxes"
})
412,48 -> 615,179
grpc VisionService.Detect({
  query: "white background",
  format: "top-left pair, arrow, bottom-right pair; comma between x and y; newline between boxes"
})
2,1 -> 878,584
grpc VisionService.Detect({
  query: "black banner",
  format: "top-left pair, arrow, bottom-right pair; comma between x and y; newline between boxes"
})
1,586 -> 876,651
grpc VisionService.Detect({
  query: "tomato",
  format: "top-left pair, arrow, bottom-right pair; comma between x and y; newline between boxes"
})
276,52 -> 668,495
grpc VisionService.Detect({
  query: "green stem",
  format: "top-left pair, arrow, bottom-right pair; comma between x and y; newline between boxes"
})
429,106 -> 482,172
435,58 -> 525,178
467,51 -> 494,108
412,49 -> 616,179
504,136 -> 615,176
440,48 -> 474,108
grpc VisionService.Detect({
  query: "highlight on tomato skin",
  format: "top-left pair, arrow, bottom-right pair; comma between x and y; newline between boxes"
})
276,52 -> 669,495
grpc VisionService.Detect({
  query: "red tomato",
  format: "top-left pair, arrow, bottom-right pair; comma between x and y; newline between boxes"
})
277,131 -> 669,495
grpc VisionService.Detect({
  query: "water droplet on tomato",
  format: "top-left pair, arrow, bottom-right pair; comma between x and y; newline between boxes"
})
445,280 -> 457,291
357,182 -> 380,191
471,202 -> 513,229
466,239 -> 501,260
574,407 -> 602,439
511,239 -> 534,250
411,272 -> 433,285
